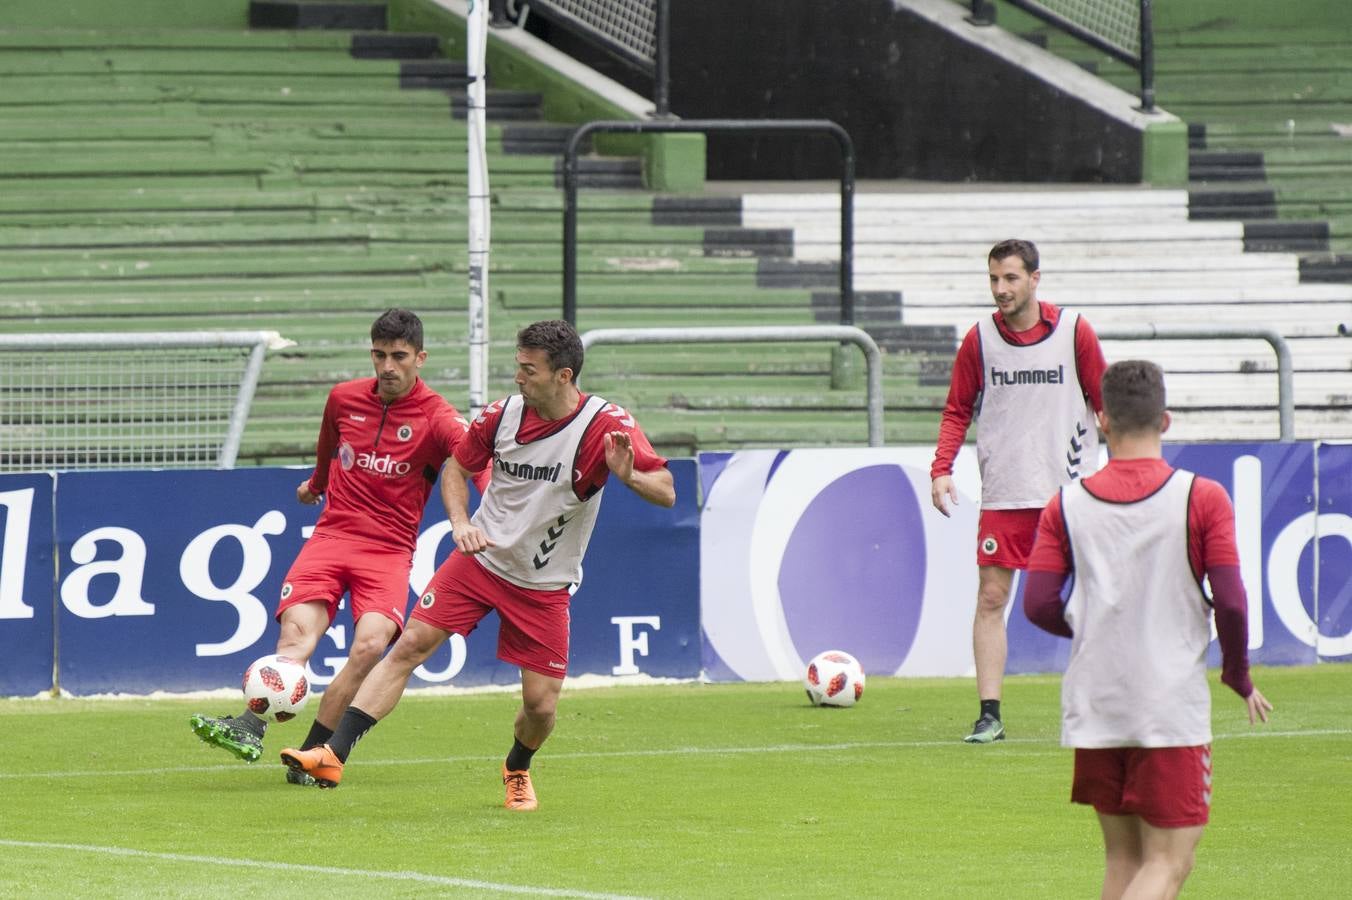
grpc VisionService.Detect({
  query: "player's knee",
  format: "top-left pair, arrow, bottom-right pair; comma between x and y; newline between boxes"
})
276,625 -> 319,659
1145,847 -> 1195,888
1173,849 -> 1197,883
383,628 -> 441,672
976,584 -> 1011,613
522,690 -> 559,721
345,633 -> 389,672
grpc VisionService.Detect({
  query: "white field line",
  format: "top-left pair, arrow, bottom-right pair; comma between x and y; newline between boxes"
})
0,839 -> 649,900
0,730 -> 1341,782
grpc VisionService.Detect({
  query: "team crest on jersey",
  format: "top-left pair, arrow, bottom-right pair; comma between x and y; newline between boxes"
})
280,582 -> 293,600
419,591 -> 435,609
981,535 -> 999,555
397,424 -> 413,441
338,441 -> 356,470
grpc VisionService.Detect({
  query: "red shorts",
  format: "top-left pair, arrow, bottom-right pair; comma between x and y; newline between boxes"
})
413,551 -> 571,679
976,508 -> 1041,569
276,533 -> 412,635
1072,746 -> 1212,828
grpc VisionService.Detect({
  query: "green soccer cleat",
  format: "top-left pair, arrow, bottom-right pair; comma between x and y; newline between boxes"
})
190,713 -> 264,763
285,766 -> 318,787
963,713 -> 1006,744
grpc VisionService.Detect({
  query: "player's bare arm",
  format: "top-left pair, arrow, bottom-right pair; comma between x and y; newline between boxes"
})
442,456 -> 496,554
931,474 -> 958,517
604,431 -> 675,507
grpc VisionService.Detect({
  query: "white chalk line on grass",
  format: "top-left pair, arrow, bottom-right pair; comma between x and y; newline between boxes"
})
0,839 -> 648,900
0,738 -> 1032,780
1,729 -> 1341,782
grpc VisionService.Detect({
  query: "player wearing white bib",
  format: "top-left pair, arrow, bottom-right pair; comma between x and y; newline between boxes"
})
931,239 -> 1107,744
1024,359 -> 1270,900
282,320 -> 675,810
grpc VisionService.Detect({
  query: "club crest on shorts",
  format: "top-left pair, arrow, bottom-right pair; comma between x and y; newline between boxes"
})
419,590 -> 435,609
981,535 -> 999,555
281,582 -> 293,600
397,424 -> 413,441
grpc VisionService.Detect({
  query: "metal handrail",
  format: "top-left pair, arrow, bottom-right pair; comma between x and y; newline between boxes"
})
1099,324 -> 1293,442
579,325 -> 884,447
563,118 -> 855,326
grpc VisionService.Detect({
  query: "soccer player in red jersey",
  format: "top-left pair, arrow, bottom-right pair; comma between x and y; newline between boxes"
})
191,309 -> 472,784
930,239 -> 1108,744
282,320 -> 675,808
1024,359 -> 1271,899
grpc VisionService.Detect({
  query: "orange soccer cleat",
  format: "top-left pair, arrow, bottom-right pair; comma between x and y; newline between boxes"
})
502,764 -> 538,811
280,744 -> 344,789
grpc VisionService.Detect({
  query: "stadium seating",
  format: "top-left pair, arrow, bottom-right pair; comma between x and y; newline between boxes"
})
1022,11 -> 1352,261
4,5 -> 1347,464
0,23 -> 954,462
734,186 -> 1352,441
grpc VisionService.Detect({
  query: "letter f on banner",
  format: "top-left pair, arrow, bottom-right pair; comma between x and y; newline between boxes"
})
611,615 -> 661,675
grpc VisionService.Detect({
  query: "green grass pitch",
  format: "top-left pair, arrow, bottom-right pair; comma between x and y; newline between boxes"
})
1,665 -> 1347,898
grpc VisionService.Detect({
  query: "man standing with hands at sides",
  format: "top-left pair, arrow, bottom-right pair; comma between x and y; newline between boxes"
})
931,239 -> 1107,744
1024,359 -> 1271,899
282,319 -> 675,809
191,309 -> 471,784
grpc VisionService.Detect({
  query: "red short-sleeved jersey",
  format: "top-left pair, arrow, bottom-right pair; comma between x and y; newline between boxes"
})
306,377 -> 468,553
455,392 -> 667,499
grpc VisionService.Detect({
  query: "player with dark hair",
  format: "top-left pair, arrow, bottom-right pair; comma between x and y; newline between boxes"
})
1025,359 -> 1271,899
281,319 -> 675,810
931,239 -> 1108,743
191,308 -> 472,785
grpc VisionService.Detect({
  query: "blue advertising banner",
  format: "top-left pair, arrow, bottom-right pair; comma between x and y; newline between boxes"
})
1164,442 -> 1319,667
1315,443 -> 1352,660
55,468 -> 317,694
4,442 -> 1347,696
700,444 -> 1352,683
0,459 -> 699,696
0,473 -> 55,696
699,447 -> 979,682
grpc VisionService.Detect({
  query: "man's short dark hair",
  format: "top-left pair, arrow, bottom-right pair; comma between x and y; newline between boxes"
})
517,319 -> 584,381
371,308 -> 424,352
1102,359 -> 1167,433
988,239 -> 1039,274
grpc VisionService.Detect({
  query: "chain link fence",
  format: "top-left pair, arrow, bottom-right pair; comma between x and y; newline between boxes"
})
1013,0 -> 1140,58
0,332 -> 288,472
530,0 -> 656,66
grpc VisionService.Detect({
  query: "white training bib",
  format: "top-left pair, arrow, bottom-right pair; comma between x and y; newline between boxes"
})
974,310 -> 1099,508
473,394 -> 607,590
1060,471 -> 1214,748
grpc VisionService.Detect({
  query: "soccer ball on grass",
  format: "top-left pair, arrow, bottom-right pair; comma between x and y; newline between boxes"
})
804,650 -> 865,708
242,654 -> 310,723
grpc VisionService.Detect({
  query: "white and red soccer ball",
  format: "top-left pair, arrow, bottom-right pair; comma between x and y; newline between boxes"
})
241,654 -> 310,723
804,650 -> 865,708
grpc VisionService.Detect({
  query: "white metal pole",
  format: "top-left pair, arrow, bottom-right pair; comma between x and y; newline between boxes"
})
466,0 -> 491,416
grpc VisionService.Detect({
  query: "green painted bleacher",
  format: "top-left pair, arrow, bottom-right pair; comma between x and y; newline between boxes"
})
0,22 -> 947,465
1006,5 -> 1352,257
